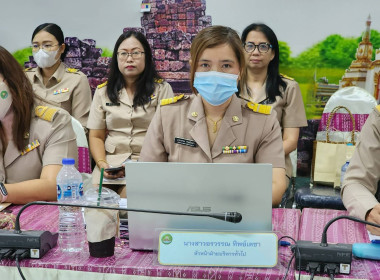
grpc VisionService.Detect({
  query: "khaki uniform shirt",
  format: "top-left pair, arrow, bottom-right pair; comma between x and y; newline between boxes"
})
140,94 -> 285,169
239,76 -> 307,178
87,81 -> 174,184
25,63 -> 92,127
0,106 -> 77,184
341,106 -> 380,220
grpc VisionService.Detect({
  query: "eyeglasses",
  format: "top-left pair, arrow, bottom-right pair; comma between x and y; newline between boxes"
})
31,44 -> 59,52
244,42 -> 273,53
117,51 -> 145,60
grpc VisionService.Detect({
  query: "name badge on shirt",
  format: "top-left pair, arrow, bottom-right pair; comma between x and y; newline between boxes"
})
106,102 -> 120,106
174,137 -> 197,148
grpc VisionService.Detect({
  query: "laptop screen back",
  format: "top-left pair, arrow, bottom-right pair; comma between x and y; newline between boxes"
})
125,162 -> 272,250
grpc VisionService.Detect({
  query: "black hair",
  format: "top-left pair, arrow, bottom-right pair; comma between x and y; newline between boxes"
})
241,23 -> 286,102
107,31 -> 161,107
31,23 -> 67,60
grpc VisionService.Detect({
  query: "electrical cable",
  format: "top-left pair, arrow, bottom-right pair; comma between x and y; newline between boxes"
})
279,235 -> 297,279
282,252 -> 295,280
297,245 -> 301,280
325,263 -> 338,280
14,249 -> 28,280
307,262 -> 319,280
282,215 -> 380,279
278,235 -> 296,245
0,248 -> 11,260
321,215 -> 380,246
15,256 -> 26,280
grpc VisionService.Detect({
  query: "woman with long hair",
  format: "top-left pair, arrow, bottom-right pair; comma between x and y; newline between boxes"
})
239,23 -> 307,183
87,31 -> 174,197
0,46 -> 77,204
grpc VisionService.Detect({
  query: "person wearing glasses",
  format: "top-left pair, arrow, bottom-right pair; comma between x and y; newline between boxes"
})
0,46 -> 77,204
139,26 -> 286,206
87,31 -> 173,196
25,23 -> 92,128
238,23 -> 307,184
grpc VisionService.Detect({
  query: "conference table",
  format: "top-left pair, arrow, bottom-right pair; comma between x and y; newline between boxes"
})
2,205 -> 380,279
0,205 -> 300,280
299,208 -> 380,280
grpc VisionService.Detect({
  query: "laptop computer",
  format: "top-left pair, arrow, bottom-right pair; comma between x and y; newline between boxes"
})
125,162 -> 273,250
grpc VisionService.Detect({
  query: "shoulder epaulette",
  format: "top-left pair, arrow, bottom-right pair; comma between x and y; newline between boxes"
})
376,104 -> 380,113
66,68 -> 79,73
35,106 -> 58,122
97,81 -> 108,89
160,94 -> 185,106
280,73 -> 294,81
154,78 -> 164,84
246,102 -> 272,115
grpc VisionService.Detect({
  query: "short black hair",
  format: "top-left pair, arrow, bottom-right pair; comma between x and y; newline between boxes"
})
107,31 -> 161,107
31,23 -> 67,60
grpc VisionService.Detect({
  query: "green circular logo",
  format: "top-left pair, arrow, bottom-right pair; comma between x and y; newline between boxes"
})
0,90 -> 8,99
161,234 -> 173,245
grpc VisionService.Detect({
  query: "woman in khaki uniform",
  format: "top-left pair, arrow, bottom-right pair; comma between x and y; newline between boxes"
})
0,46 -> 77,204
87,31 -> 173,196
25,23 -> 92,127
239,23 -> 307,182
342,105 -> 380,235
140,26 -> 286,206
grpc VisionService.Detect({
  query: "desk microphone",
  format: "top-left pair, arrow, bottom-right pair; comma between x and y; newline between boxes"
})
14,201 -> 242,233
212,212 -> 242,223
0,201 -> 242,260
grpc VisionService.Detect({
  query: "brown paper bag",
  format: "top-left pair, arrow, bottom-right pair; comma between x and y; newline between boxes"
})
312,106 -> 356,188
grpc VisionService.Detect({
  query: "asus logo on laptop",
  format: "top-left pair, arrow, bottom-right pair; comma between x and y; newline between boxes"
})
187,206 -> 212,212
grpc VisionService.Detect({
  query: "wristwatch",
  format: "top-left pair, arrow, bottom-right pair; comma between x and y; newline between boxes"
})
0,182 -> 8,203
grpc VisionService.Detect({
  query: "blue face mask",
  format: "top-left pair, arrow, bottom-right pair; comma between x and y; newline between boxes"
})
193,71 -> 239,106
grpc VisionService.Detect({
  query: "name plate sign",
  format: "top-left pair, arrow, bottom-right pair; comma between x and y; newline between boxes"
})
158,231 -> 278,267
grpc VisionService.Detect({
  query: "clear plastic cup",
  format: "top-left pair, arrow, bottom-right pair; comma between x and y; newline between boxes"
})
84,187 -> 120,257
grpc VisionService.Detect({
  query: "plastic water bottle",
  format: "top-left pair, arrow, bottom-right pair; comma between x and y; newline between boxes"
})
340,143 -> 354,188
340,160 -> 350,188
56,158 -> 85,253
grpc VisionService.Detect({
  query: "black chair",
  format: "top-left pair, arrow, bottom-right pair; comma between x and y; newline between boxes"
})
294,177 -> 345,210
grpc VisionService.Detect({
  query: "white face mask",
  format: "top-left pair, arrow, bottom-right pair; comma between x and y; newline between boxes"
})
0,82 -> 13,120
33,49 -> 59,68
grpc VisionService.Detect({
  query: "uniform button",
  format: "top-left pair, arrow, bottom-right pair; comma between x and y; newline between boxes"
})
191,112 -> 198,117
232,116 -> 239,122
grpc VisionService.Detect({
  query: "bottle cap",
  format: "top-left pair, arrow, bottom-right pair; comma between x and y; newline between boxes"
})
345,143 -> 355,161
62,158 -> 75,165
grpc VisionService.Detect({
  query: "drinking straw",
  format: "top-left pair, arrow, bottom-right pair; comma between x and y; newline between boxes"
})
97,168 -> 104,206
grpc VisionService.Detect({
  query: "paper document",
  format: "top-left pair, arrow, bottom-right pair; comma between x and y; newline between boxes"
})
0,202 -> 11,212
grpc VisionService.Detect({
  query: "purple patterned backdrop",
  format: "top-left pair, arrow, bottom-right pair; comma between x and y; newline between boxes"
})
24,37 -> 109,94
138,0 -> 212,93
